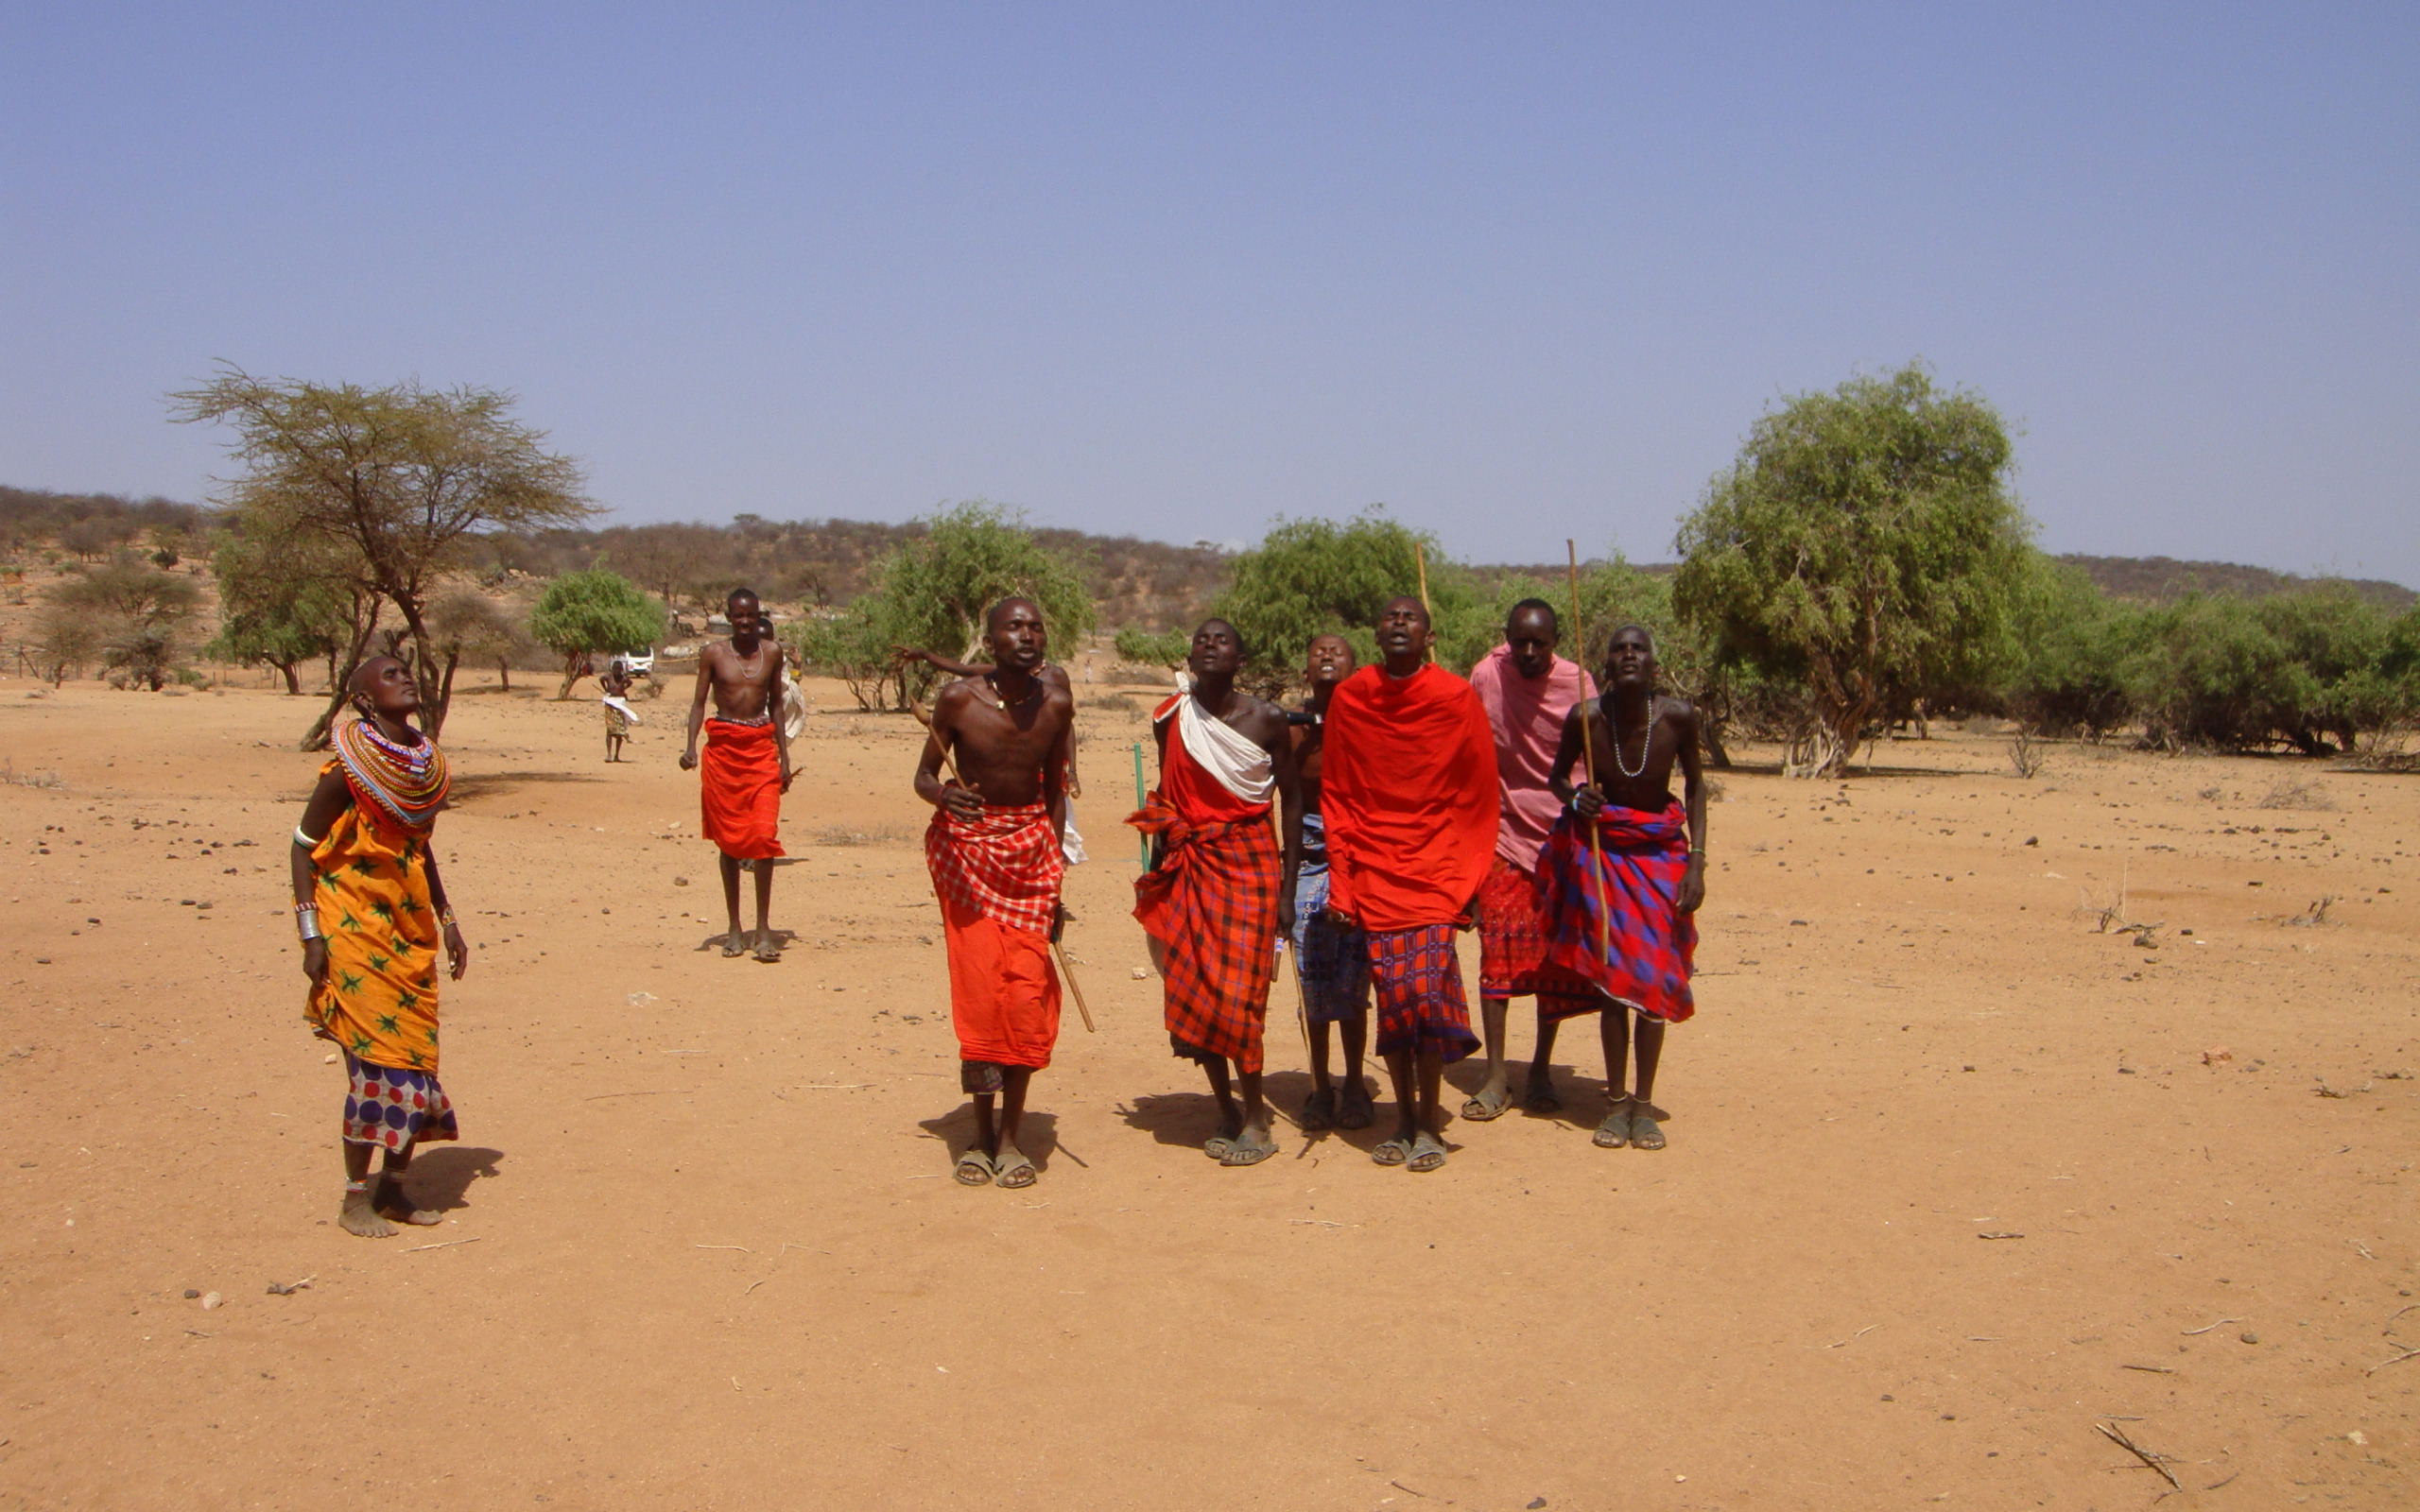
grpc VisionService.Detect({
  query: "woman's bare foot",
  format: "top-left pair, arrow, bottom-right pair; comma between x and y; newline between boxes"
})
339,1186 -> 397,1238
375,1176 -> 443,1226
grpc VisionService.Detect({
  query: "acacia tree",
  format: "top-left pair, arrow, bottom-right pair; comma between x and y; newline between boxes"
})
1673,364 -> 2032,776
29,602 -> 102,685
40,558 -> 204,691
170,369 -> 591,743
208,528 -> 357,693
527,569 -> 664,696
426,589 -> 531,701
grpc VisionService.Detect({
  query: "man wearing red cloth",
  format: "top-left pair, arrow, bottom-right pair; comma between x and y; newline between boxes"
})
916,598 -> 1076,1190
1321,596 -> 1498,1173
1463,599 -> 1599,1121
1541,624 -> 1708,1152
681,589 -> 794,962
1128,619 -> 1301,1167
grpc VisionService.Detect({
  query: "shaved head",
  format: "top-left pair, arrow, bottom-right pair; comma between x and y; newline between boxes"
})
348,656 -> 403,696
1381,594 -> 1430,629
986,596 -> 1042,634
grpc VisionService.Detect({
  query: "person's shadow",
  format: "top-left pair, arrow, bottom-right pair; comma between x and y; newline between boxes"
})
915,1107 -> 1069,1174
401,1146 -> 504,1212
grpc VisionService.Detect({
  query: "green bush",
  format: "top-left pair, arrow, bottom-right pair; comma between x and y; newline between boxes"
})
783,502 -> 1097,712
1114,626 -> 1190,667
1212,508 -> 1489,683
2005,558 -> 2144,739
1672,363 -> 2032,775
528,569 -> 664,696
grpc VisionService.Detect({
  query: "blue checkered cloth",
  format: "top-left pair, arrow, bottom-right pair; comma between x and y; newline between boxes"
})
1288,815 -> 1370,1024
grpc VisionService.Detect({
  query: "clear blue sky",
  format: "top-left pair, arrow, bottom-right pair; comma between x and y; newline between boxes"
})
5,4 -> 2414,581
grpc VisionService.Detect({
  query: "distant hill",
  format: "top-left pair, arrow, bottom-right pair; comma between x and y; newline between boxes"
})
1480,554 -> 2414,612
2049,555 -> 2412,610
7,483 -> 2407,619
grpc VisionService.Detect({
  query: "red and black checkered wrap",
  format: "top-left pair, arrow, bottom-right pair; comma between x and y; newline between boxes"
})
1370,923 -> 1481,1063
924,800 -> 1064,936
1128,795 -> 1281,1073
1535,801 -> 1697,1023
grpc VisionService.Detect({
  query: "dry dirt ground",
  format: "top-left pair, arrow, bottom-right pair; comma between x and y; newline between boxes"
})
1,674 -> 2414,1511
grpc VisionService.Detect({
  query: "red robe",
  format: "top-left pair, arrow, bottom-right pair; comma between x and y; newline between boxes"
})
1320,663 -> 1498,933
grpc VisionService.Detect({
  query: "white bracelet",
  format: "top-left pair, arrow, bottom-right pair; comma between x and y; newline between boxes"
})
293,826 -> 321,849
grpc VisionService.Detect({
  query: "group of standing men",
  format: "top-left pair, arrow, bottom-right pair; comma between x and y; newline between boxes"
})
287,584 -> 1705,1234
920,592 -> 1706,1188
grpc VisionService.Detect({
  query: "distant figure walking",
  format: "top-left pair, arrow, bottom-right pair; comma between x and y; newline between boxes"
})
599,663 -> 641,763
681,588 -> 793,962
289,656 -> 471,1238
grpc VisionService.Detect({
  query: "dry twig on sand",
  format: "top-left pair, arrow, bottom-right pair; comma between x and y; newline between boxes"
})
404,1236 -> 482,1254
2095,1422 -> 2182,1490
2366,1346 -> 2420,1376
2180,1317 -> 2240,1335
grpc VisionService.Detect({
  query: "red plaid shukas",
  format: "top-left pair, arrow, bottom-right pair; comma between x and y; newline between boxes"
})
925,801 -> 1064,936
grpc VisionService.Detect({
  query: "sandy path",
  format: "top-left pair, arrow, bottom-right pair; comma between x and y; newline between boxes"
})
1,676 -> 2412,1509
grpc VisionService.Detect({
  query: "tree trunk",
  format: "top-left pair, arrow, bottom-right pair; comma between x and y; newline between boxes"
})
440,649 -> 461,720
497,657 -> 510,693
556,651 -> 592,699
276,661 -> 301,696
1701,717 -> 1733,770
393,596 -> 451,740
301,603 -> 383,751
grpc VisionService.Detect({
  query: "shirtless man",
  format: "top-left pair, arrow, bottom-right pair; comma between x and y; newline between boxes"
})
681,590 -> 795,961
1538,624 -> 1708,1150
916,599 -> 1078,1188
898,644 -> 1086,860
1288,633 -> 1374,1131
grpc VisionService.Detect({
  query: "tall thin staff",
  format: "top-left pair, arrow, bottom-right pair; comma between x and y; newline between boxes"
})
1413,541 -> 1437,663
1567,541 -> 1615,965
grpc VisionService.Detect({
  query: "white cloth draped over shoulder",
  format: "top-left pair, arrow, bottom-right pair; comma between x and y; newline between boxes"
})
1157,692 -> 1275,804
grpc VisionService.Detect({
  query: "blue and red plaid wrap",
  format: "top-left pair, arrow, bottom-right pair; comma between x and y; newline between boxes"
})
1535,801 -> 1697,1023
1369,924 -> 1480,1063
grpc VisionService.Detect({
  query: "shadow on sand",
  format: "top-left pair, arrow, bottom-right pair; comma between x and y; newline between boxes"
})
915,1105 -> 1071,1176
401,1145 -> 505,1213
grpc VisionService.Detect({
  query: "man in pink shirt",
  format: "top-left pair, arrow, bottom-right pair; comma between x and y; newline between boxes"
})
1462,599 -> 1598,1120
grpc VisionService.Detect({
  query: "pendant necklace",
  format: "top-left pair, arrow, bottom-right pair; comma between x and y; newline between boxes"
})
987,673 -> 1042,713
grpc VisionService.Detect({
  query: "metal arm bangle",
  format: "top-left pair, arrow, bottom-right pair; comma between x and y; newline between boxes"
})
297,912 -> 324,942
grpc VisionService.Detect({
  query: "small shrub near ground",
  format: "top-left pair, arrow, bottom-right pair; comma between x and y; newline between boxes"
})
2256,778 -> 2336,811
2009,731 -> 2045,779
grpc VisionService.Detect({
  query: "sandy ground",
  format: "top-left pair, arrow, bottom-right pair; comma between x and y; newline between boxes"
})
1,673 -> 2414,1511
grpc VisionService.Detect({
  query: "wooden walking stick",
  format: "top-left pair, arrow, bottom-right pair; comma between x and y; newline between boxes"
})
910,697 -> 1097,1032
1413,541 -> 1437,663
1284,938 -> 1314,1067
1566,541 -> 1615,965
